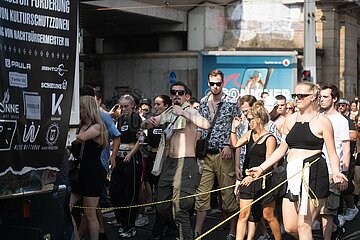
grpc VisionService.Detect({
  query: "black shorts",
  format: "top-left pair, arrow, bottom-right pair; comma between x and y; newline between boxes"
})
239,175 -> 274,222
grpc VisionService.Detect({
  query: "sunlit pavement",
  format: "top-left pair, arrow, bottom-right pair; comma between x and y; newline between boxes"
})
102,208 -> 359,240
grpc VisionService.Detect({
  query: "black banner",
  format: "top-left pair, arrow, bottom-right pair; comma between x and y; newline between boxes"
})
0,0 -> 77,180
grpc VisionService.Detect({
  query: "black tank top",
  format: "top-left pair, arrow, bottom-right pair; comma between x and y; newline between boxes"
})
242,131 -> 274,175
147,126 -> 162,148
286,122 -> 324,150
117,112 -> 142,143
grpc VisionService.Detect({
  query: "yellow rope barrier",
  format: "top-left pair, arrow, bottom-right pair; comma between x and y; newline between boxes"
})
70,171 -> 274,210
196,157 -> 320,240
70,157 -> 322,239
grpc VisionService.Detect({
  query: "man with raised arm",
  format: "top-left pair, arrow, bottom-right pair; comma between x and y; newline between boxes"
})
141,81 -> 210,240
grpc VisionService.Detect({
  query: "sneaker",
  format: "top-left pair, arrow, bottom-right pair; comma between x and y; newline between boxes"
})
118,226 -> 124,234
107,219 -> 121,227
337,215 -> 345,227
135,214 -> 149,227
332,226 -> 345,240
257,233 -> 271,240
311,219 -> 321,230
343,206 -> 359,221
119,227 -> 136,238
194,231 -> 200,239
226,234 -> 236,240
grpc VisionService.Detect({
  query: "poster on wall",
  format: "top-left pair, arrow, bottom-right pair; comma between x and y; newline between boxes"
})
200,51 -> 298,100
0,0 -> 77,192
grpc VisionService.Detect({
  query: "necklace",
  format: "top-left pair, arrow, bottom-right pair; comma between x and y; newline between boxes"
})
297,112 -> 316,124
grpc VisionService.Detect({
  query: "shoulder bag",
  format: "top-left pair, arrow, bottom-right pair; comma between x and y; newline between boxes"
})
196,102 -> 223,158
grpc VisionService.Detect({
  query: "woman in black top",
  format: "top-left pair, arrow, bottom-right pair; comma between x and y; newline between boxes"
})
231,102 -> 280,240
70,96 -> 108,240
109,94 -> 142,238
250,82 -> 347,240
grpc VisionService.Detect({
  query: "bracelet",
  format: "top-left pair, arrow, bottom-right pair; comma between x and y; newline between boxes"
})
259,166 -> 264,172
231,131 -> 236,134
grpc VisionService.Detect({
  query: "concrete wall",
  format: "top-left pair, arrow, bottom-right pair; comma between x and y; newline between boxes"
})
188,3 -> 225,51
101,52 -> 198,107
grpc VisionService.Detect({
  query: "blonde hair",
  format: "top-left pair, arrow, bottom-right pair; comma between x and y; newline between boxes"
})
249,101 -> 269,125
80,96 -> 108,148
298,81 -> 320,109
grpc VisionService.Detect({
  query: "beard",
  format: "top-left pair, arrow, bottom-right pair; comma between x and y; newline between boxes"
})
211,89 -> 221,96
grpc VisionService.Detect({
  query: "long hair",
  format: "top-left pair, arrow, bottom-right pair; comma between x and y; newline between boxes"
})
80,96 -> 108,148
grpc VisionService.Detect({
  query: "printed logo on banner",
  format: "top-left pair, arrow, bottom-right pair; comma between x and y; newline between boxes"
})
23,92 -> 41,120
23,122 -> 40,143
283,59 -> 290,67
46,123 -> 60,146
41,64 -> 68,76
51,93 -> 63,116
5,58 -> 31,70
9,72 -> 28,88
0,89 -> 20,115
41,80 -> 68,90
0,120 -> 17,151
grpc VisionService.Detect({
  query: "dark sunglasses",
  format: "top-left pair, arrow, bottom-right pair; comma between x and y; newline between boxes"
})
286,107 -> 293,110
170,89 -> 185,96
247,117 -> 254,121
291,93 -> 311,99
209,82 -> 222,87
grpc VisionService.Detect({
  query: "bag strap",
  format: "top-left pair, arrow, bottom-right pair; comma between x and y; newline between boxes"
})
206,101 -> 223,140
170,105 -> 190,126
248,132 -> 272,154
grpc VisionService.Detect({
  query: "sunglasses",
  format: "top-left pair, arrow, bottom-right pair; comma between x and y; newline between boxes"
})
291,93 -> 312,99
170,89 -> 185,96
247,117 -> 254,121
286,107 -> 293,110
209,82 -> 222,87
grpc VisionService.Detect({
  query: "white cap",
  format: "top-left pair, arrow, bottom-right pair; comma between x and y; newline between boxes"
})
263,96 -> 278,113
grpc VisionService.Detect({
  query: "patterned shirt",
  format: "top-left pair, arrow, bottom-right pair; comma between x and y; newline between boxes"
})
198,92 -> 242,149
265,120 -> 281,145
236,114 -> 248,168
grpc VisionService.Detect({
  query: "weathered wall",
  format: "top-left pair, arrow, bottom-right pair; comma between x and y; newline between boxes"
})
101,52 -> 198,107
224,2 -> 304,49
188,3 -> 226,51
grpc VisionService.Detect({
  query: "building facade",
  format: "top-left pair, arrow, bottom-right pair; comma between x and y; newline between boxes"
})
79,0 -> 360,105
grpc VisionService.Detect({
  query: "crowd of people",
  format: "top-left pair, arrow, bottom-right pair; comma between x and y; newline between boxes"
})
68,70 -> 360,240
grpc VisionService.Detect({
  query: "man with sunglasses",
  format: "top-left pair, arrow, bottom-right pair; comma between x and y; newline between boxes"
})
194,70 -> 241,240
142,81 -> 210,240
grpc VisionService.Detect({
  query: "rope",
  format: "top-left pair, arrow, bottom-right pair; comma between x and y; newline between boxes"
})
196,157 -> 321,240
70,157 -> 322,239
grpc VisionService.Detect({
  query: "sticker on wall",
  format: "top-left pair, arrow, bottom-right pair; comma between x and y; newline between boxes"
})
169,71 -> 177,84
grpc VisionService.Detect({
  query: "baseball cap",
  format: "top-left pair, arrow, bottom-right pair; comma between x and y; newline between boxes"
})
338,98 -> 349,105
263,96 -> 278,113
140,98 -> 152,106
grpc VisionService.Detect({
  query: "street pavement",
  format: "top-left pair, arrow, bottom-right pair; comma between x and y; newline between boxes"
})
102,207 -> 360,240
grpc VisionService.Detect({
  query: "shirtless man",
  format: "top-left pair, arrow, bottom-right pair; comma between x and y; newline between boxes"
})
141,81 -> 210,240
